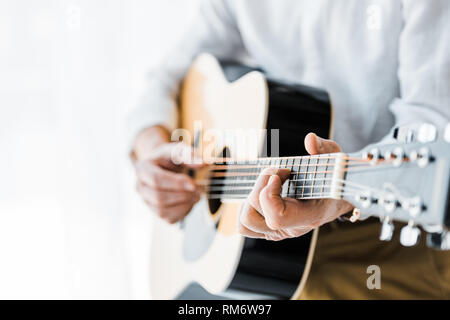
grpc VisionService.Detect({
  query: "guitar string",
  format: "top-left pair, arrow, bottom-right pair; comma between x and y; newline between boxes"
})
205,177 -> 386,202
206,183 -> 362,194
205,176 -> 398,213
205,174 -> 340,190
205,157 -> 405,174
207,159 -> 395,171
208,159 -> 370,170
197,171 -> 389,194
205,177 -> 337,191
203,155 -> 403,169
206,191 -> 358,200
206,185 -> 362,197
205,162 -> 401,179
206,185 -> 373,201
190,154 -> 404,200
200,154 -> 369,164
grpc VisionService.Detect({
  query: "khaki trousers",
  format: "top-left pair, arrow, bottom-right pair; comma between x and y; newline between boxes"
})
299,218 -> 450,299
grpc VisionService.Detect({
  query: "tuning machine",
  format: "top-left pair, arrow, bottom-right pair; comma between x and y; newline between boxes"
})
392,126 -> 415,143
380,217 -> 395,242
379,192 -> 398,213
400,220 -> 421,247
391,147 -> 405,167
445,123 -> 450,143
409,147 -> 433,168
393,123 -> 439,144
402,196 -> 424,217
399,196 -> 423,247
362,148 -> 383,165
427,231 -> 450,250
417,123 -> 438,143
355,191 -> 373,208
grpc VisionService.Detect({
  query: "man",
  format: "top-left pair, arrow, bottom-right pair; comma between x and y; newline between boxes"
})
129,0 -> 450,299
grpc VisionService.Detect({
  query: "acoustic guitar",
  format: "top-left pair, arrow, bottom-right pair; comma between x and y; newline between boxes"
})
149,53 -> 450,299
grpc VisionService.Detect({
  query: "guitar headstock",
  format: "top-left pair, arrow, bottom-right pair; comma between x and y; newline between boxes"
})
342,123 -> 450,250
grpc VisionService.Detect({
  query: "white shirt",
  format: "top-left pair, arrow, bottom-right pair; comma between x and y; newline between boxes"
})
129,0 -> 450,152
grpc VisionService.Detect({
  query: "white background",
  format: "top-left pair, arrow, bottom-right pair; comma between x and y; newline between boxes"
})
0,0 -> 200,299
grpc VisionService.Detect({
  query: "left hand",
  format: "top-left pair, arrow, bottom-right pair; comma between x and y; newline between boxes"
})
238,133 -> 354,241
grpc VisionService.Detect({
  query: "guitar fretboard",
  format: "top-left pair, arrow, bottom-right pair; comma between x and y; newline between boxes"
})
206,154 -> 341,201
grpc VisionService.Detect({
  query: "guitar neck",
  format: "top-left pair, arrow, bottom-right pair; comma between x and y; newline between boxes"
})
206,153 -> 347,201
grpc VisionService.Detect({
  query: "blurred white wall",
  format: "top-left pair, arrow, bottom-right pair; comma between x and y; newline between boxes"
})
0,0 -> 200,299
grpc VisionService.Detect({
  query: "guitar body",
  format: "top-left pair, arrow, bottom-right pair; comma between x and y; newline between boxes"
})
149,54 -> 332,299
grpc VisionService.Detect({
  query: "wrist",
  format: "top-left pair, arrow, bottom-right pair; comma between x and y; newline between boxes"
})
131,125 -> 170,162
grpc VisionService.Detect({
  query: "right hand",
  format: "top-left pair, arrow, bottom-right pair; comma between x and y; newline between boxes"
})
132,126 -> 203,224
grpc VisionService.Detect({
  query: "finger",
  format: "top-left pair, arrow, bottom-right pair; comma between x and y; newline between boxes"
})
259,175 -> 288,230
248,167 -> 291,213
259,171 -> 352,231
155,143 -> 204,168
150,201 -> 197,224
304,133 -> 341,155
137,181 -> 200,208
263,194 -> 336,230
136,162 -> 197,192
259,175 -> 323,230
239,200 -> 311,240
239,201 -> 274,233
238,222 -> 265,239
264,226 -> 312,241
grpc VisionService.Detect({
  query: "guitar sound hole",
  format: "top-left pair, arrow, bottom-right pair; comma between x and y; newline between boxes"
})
208,147 -> 231,215
208,197 -> 222,215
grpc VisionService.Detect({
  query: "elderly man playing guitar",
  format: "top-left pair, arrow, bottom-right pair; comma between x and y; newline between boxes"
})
130,0 -> 450,299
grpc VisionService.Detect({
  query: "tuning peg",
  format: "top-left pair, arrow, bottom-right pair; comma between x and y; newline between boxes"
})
367,148 -> 382,165
409,148 -> 433,168
393,126 -> 415,143
355,191 -> 372,208
445,123 -> 450,143
380,193 -> 397,213
380,217 -> 394,241
417,123 -> 437,143
405,196 -> 424,217
427,231 -> 450,250
400,221 -> 421,247
392,147 -> 405,167
418,147 -> 433,168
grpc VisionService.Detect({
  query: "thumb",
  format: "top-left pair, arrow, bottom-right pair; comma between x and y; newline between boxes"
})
304,133 -> 341,155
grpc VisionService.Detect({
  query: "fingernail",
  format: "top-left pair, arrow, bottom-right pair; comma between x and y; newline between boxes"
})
268,175 -> 277,185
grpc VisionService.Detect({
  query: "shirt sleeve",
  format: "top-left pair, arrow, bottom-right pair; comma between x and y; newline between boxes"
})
385,0 -> 450,142
127,0 -> 246,145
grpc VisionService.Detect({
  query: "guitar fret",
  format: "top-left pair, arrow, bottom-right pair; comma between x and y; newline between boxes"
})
319,156 -> 327,196
310,157 -> 318,197
286,158 -> 295,197
279,158 -> 286,196
216,154 -> 339,200
326,157 -> 336,197
301,156 -> 309,198
274,158 -> 280,168
292,157 -> 300,199
321,156 -> 329,196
